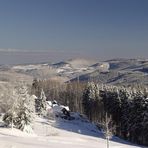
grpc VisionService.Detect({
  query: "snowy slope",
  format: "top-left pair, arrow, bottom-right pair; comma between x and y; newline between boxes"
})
0,115 -> 147,148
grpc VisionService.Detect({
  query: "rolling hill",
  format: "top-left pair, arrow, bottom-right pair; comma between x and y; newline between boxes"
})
0,58 -> 147,86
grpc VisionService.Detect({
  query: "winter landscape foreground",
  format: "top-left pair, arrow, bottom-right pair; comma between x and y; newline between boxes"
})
0,115 -> 146,148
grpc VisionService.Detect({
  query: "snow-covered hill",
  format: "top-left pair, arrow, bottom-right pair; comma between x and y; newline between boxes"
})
0,58 -> 147,85
5,58 -> 109,82
0,115 -> 146,148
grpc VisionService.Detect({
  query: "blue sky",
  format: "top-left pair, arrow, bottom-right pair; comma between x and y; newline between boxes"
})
0,0 -> 148,63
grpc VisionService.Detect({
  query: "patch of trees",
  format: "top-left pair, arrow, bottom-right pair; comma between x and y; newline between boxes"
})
1,82 -> 47,133
31,79 -> 86,113
31,78 -> 148,145
83,82 -> 148,145
3,84 -> 35,133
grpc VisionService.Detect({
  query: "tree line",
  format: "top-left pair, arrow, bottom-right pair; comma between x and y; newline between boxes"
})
1,82 -> 47,133
83,82 -> 148,145
31,79 -> 148,145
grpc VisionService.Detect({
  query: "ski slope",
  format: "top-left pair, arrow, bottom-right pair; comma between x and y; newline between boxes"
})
0,115 -> 147,148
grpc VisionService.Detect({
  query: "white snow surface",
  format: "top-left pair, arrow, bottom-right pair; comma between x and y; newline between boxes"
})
12,64 -> 43,70
0,115 -> 147,148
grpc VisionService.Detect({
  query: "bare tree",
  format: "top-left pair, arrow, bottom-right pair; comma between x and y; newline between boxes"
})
101,113 -> 114,148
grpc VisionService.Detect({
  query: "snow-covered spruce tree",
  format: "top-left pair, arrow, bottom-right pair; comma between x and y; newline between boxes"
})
126,88 -> 148,145
99,85 -> 121,136
0,83 -> 15,113
119,87 -> 133,139
82,82 -> 101,122
35,89 -> 47,116
3,88 -> 19,128
31,78 -> 42,98
15,84 -> 35,133
141,97 -> 148,145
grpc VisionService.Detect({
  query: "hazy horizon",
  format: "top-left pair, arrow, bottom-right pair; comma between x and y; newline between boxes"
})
0,0 -> 148,64
0,50 -> 147,65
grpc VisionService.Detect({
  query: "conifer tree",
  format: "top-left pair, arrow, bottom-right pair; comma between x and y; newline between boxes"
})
36,89 -> 47,116
82,82 -> 100,121
15,84 -> 35,132
3,88 -> 19,128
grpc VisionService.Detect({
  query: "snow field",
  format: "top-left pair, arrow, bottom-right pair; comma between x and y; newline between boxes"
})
0,115 -> 147,148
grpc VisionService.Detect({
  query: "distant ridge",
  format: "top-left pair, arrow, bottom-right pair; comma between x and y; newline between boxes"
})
0,58 -> 147,86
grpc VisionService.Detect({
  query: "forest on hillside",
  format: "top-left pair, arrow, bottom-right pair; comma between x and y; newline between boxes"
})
31,79 -> 148,146
0,79 -> 147,145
